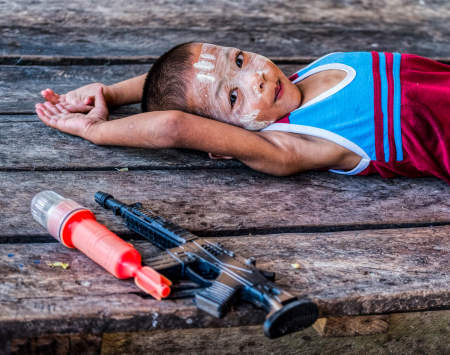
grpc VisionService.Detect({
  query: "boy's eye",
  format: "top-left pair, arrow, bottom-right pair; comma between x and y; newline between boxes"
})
230,89 -> 238,107
235,52 -> 244,68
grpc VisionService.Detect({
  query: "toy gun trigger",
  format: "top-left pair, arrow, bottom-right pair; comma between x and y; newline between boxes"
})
194,272 -> 241,318
166,281 -> 204,299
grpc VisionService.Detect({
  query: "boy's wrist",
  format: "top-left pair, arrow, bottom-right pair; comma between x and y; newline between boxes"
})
83,121 -> 105,145
103,85 -> 117,107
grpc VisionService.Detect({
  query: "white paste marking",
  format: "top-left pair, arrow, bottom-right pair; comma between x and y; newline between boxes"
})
197,73 -> 216,82
194,61 -> 215,71
200,53 -> 216,60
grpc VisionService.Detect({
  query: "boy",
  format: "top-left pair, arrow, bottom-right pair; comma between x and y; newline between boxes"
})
36,42 -> 450,182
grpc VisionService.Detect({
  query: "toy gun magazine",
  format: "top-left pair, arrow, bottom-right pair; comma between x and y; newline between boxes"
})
95,191 -> 318,338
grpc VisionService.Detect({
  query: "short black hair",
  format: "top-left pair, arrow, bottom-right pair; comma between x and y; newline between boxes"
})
141,42 -> 195,112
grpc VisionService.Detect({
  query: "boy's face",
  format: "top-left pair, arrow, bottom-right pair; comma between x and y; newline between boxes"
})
187,43 -> 302,130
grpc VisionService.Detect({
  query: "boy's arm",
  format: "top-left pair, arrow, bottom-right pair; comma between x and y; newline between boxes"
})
88,110 -> 312,176
105,74 -> 147,107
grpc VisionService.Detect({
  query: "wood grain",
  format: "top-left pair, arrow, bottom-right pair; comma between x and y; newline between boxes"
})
313,315 -> 390,337
8,334 -> 101,355
98,311 -> 450,355
2,1 -> 450,57
0,121 -> 243,170
0,170 -> 448,240
5,311 -> 449,354
0,226 -> 448,338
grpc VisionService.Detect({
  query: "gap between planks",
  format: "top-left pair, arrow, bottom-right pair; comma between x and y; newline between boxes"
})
1,55 -> 450,66
1,222 -> 450,245
0,55 -> 315,66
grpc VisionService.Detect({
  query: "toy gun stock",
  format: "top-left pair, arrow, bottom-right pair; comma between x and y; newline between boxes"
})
95,191 -> 318,338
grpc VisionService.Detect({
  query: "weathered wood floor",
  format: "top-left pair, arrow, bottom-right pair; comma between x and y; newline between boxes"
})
0,1 -> 449,354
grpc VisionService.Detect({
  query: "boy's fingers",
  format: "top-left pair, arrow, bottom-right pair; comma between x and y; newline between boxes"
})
84,96 -> 95,105
43,102 -> 60,115
35,104 -> 53,126
56,103 -> 69,113
47,89 -> 60,99
89,87 -> 108,117
41,89 -> 60,104
41,90 -> 54,102
95,87 -> 107,108
63,103 -> 94,113
35,104 -> 47,119
37,103 -> 50,115
38,103 -> 56,120
36,104 -> 79,134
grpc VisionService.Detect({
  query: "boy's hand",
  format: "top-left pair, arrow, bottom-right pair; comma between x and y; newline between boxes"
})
41,83 -> 110,114
36,87 -> 109,141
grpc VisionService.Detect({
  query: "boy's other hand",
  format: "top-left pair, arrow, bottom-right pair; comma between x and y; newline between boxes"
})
36,87 -> 109,141
41,83 -> 109,114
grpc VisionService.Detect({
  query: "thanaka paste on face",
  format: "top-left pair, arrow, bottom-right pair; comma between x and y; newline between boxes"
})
192,43 -> 274,130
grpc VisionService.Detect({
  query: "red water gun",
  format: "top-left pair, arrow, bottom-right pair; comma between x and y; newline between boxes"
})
31,190 -> 171,300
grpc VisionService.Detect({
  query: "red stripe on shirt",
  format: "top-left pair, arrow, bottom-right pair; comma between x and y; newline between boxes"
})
371,51 -> 384,161
289,72 -> 299,81
385,52 -> 397,162
275,114 -> 290,123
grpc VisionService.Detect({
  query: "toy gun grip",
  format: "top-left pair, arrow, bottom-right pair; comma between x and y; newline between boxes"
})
195,273 -> 240,318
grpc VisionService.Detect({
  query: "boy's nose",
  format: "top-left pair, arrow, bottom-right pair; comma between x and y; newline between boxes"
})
255,71 -> 266,92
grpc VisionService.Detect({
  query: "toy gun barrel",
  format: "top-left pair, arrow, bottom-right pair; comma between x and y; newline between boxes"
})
94,191 -> 127,217
95,191 -> 197,249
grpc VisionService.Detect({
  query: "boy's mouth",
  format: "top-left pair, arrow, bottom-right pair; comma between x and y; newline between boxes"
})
274,80 -> 282,102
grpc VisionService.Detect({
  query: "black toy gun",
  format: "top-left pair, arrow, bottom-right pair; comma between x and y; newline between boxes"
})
95,191 -> 318,338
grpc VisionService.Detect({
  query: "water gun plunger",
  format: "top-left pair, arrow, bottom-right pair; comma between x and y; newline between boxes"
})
30,191 -> 171,300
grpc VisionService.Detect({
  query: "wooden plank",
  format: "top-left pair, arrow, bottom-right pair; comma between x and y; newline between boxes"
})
0,54 -> 320,66
2,54 -> 449,67
7,333 -> 102,355
0,171 -> 449,240
5,0 -> 449,29
313,315 -> 390,337
4,25 -> 449,59
2,1 -> 450,57
5,311 -> 450,354
0,121 -> 243,170
0,64 -> 300,114
98,311 -> 449,354
0,226 -> 448,338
